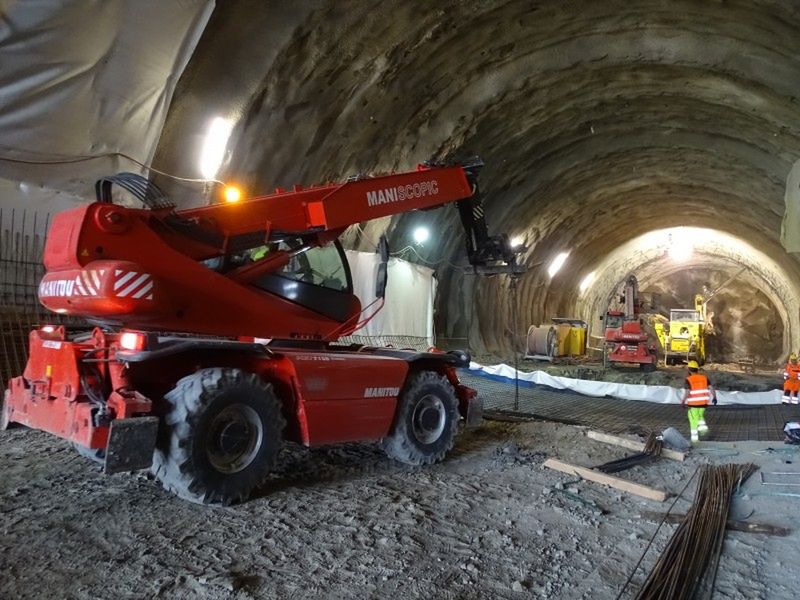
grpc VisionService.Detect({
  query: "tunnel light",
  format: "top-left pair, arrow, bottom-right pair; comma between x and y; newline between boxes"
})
669,244 -> 693,262
413,226 -> 430,245
223,185 -> 242,203
41,325 -> 55,333
199,116 -> 233,179
510,236 -> 525,248
579,271 -> 596,292
548,252 -> 570,278
668,230 -> 694,263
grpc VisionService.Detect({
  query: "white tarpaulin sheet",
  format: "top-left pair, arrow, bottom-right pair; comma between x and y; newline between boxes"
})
468,362 -> 783,405
346,250 -> 436,345
0,0 -> 214,211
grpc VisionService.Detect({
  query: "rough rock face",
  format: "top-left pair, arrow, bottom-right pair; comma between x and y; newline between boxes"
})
153,1 -> 800,363
643,268 -> 784,364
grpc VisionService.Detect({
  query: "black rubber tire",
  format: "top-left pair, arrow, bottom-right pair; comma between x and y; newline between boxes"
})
73,442 -> 105,464
381,371 -> 459,466
640,362 -> 656,373
151,368 -> 285,506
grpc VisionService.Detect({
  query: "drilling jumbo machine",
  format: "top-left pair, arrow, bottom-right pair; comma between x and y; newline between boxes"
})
2,160 -> 520,504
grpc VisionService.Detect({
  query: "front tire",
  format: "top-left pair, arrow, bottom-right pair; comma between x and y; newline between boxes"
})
381,371 -> 459,466
151,368 -> 285,505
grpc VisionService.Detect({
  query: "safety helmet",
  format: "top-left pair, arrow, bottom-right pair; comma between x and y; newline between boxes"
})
687,360 -> 700,370
791,353 -> 798,362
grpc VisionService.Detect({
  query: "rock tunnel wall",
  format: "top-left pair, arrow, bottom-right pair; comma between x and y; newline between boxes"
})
151,1 -> 800,364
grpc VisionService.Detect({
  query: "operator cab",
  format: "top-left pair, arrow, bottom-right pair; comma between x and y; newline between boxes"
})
670,309 -> 701,322
242,239 -> 357,322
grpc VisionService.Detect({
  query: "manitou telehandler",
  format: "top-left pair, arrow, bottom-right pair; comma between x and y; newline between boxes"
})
2,159 -> 520,504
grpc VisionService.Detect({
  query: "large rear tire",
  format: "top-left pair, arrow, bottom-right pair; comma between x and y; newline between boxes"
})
381,371 -> 459,466
151,368 -> 285,505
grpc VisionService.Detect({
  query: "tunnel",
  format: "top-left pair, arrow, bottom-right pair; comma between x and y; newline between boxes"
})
6,3 -> 800,598
147,0 -> 800,366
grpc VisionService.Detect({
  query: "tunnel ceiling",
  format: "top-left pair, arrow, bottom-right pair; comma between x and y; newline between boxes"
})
153,0 -> 800,361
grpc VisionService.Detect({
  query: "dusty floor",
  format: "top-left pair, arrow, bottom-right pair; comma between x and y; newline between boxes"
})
1,421 -> 798,599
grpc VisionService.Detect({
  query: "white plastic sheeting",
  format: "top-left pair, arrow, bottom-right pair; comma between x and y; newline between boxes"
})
345,250 -> 436,345
0,0 -> 214,211
468,362 -> 784,405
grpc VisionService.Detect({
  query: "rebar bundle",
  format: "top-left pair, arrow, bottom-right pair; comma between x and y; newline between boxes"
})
634,463 -> 758,600
595,433 -> 663,474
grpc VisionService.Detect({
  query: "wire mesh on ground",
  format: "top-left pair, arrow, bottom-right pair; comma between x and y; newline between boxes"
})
460,370 -> 793,441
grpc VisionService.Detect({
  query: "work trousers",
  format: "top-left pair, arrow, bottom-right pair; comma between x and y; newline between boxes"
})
687,406 -> 708,442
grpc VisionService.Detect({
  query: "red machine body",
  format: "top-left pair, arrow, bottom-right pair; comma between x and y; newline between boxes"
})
36,165 -> 473,340
603,275 -> 657,370
2,161 -> 507,503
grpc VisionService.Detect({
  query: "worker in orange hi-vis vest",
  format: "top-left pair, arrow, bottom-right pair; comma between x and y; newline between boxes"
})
783,353 -> 800,405
680,360 -> 716,444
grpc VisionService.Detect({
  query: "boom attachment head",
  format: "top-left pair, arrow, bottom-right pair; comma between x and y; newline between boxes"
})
452,160 -> 526,275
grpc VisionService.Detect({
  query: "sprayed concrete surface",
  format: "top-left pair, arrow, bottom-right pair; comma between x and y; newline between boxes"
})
2,422 -> 798,599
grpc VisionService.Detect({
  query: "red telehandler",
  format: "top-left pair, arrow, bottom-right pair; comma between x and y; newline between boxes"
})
2,159 -> 520,504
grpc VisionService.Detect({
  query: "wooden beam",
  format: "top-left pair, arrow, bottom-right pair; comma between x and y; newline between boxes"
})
543,458 -> 667,502
586,430 -> 686,462
640,511 -> 791,536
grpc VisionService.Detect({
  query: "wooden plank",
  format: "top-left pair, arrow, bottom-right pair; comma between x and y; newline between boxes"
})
543,458 -> 667,502
586,430 -> 686,462
640,511 -> 791,536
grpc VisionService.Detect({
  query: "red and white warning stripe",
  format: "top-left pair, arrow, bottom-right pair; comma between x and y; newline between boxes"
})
114,270 -> 153,300
72,269 -> 105,297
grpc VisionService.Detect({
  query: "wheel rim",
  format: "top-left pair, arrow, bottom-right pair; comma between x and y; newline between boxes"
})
411,394 -> 446,444
206,404 -> 263,474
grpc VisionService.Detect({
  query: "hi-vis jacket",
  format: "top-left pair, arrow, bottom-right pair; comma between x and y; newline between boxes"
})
685,373 -> 712,406
784,362 -> 800,381
784,362 -> 800,392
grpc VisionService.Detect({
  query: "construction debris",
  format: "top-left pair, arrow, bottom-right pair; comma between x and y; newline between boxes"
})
587,430 -> 686,461
593,433 -> 662,474
542,458 -> 667,502
659,427 -> 691,452
631,463 -> 758,600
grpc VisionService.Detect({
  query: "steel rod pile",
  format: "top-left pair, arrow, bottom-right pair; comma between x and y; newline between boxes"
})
634,463 -> 758,600
595,433 -> 662,474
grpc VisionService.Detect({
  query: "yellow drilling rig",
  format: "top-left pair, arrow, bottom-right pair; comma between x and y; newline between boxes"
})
654,294 -> 708,365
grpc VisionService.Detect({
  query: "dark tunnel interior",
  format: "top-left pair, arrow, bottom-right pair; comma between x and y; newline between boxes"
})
151,0 -> 800,364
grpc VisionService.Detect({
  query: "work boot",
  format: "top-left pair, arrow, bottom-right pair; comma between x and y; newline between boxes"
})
690,430 -> 699,443
784,396 -> 792,405
793,397 -> 799,405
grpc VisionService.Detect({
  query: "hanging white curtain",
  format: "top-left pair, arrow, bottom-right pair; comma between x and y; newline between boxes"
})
345,250 -> 436,347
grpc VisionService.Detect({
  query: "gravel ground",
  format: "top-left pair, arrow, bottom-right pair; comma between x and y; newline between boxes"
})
1,421 -> 798,599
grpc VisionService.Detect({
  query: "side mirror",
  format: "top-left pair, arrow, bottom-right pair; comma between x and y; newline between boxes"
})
376,235 -> 390,298
376,263 -> 388,299
378,235 -> 389,263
